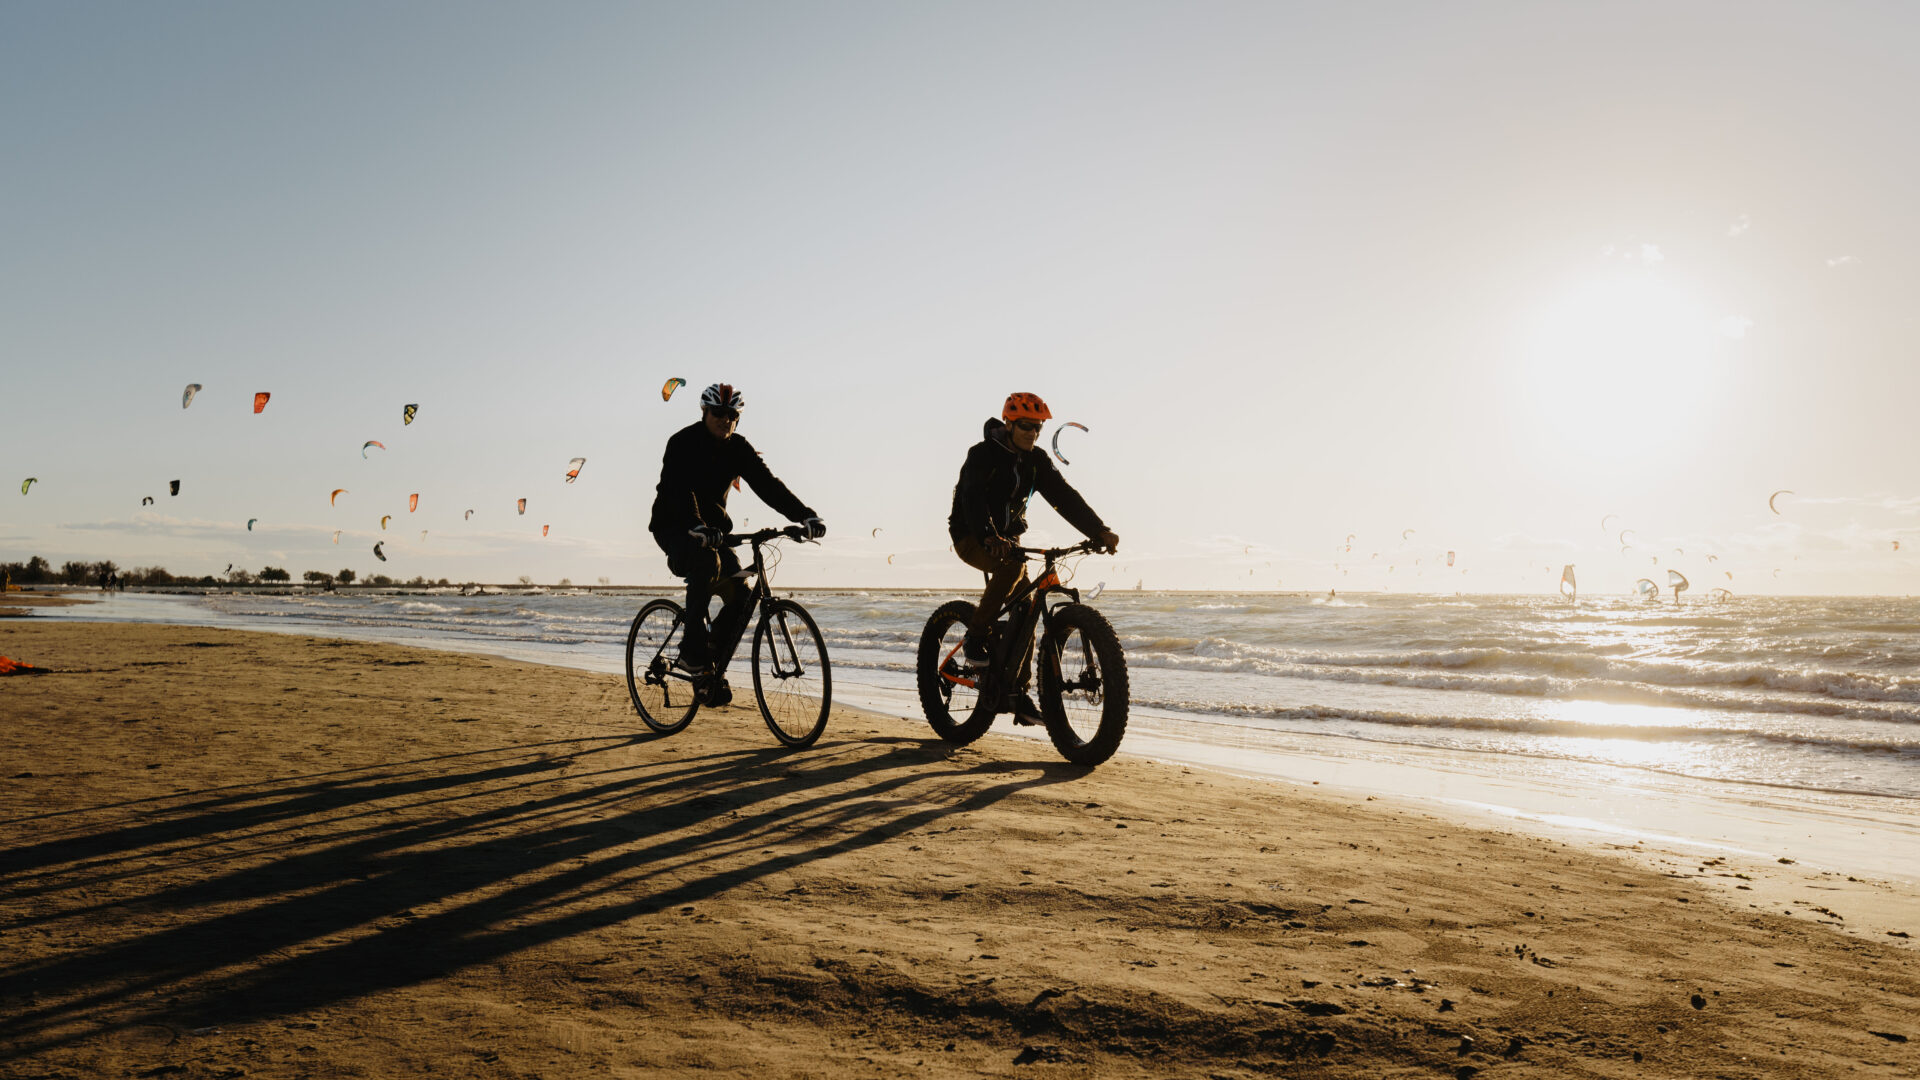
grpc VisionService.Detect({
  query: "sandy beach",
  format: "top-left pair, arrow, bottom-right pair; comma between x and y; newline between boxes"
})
2,622 -> 1915,1078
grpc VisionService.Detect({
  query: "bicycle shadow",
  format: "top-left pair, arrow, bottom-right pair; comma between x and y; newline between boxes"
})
0,728 -> 1078,1059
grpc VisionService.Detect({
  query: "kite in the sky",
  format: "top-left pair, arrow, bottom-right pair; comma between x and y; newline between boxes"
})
1600,514 -> 1618,533
247,519 -> 257,531
871,527 -> 882,537
420,531 -> 428,543
1667,569 -> 1690,599
1769,489 -> 1793,514
332,530 -> 341,544
1050,421 -> 1089,465
887,554 -> 896,564
182,383 -> 202,409
402,403 -> 418,425
253,392 -> 270,414
1402,529 -> 1416,540
408,493 -> 419,512
1446,551 -> 1456,567
542,524 -> 550,537
517,498 -> 526,515
141,496 -> 153,506
331,488 -> 347,506
464,509 -> 474,520
1706,554 -> 1718,563
373,541 -> 386,562
565,457 -> 586,483
380,515 -> 391,530
20,478 -> 36,495
662,377 -> 686,401
169,480 -> 180,496
1618,529 -> 1636,546
362,440 -> 384,458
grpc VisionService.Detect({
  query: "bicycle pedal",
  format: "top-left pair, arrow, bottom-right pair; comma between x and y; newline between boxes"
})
700,679 -> 734,708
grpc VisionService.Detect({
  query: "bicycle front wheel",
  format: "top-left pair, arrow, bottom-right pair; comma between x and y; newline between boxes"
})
752,599 -> 831,747
626,599 -> 699,735
1037,603 -> 1129,766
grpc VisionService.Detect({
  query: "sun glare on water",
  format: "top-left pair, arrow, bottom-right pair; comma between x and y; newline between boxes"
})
1517,270 -> 1725,459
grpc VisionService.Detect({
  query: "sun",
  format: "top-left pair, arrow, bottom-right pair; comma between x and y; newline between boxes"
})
1516,268 -> 1723,458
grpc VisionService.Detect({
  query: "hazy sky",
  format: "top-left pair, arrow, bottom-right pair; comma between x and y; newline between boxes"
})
5,2 -> 1918,593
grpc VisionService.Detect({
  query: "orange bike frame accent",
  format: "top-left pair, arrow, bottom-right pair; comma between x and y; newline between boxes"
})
939,640 -> 977,688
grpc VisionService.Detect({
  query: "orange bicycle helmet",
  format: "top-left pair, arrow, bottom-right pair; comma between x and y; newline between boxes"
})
1002,392 -> 1052,424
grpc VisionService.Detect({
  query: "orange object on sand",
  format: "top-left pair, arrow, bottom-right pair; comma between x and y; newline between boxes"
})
0,656 -> 44,675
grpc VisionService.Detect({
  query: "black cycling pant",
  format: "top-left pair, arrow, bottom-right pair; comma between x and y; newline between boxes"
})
653,529 -> 749,665
954,535 -> 1033,691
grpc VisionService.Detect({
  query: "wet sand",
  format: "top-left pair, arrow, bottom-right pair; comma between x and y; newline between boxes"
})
2,622 -> 1915,1078
0,590 -> 88,620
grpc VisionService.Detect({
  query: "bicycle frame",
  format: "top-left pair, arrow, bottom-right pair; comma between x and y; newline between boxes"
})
938,540 -> 1098,692
651,526 -> 808,691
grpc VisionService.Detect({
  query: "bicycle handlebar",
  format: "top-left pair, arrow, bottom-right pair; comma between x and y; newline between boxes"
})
722,525 -> 809,547
1012,538 -> 1110,559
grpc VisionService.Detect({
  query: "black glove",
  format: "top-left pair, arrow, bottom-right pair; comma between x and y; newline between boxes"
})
801,516 -> 827,540
984,534 -> 1014,559
688,524 -> 725,550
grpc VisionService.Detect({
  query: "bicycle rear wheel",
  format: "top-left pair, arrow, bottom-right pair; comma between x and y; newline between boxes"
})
916,600 -> 994,745
752,599 -> 831,747
1037,603 -> 1129,766
626,599 -> 699,735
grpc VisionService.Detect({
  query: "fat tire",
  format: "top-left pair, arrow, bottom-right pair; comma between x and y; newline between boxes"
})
1037,603 -> 1129,766
751,599 -> 832,748
626,599 -> 699,735
917,599 -> 995,745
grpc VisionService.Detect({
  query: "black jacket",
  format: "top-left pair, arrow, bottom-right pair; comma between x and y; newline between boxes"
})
649,422 -> 815,536
948,418 -> 1108,545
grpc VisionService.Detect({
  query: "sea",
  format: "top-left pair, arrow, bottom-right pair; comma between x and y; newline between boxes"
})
45,586 -> 1920,807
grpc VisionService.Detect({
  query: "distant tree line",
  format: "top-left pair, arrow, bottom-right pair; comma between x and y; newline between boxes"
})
4,556 -> 455,591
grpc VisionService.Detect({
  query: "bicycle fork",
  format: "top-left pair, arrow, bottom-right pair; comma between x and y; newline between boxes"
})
765,608 -> 809,680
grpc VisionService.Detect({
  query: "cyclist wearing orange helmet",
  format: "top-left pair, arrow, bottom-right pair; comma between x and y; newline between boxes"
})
947,392 -> 1119,724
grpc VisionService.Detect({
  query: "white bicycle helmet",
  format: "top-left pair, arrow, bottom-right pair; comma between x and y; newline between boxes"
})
700,383 -> 745,411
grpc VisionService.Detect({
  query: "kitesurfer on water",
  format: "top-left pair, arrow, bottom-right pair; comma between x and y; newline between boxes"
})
650,383 -> 825,705
947,392 -> 1118,725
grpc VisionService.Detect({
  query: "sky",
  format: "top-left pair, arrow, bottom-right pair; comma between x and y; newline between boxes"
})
4,1 -> 1918,594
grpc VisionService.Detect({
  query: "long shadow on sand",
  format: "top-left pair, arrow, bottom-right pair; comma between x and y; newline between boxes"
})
0,731 -> 1077,1058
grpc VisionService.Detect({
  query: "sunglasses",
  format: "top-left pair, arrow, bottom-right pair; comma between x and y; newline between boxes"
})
707,408 -> 740,422
1011,420 -> 1044,433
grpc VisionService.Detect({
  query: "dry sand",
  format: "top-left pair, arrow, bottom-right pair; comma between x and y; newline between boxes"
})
2,622 -> 1915,1078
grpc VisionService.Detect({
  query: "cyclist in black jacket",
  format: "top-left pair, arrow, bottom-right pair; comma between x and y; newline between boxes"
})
651,383 -> 825,700
948,391 -> 1118,724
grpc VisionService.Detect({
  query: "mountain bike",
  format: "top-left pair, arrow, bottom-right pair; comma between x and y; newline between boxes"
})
625,525 -> 831,748
916,539 -> 1129,766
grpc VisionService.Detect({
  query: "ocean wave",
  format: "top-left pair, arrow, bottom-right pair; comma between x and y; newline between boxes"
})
1119,647 -> 1920,724
1147,638 -> 1920,706
1129,697 -> 1920,754
392,601 -> 457,615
